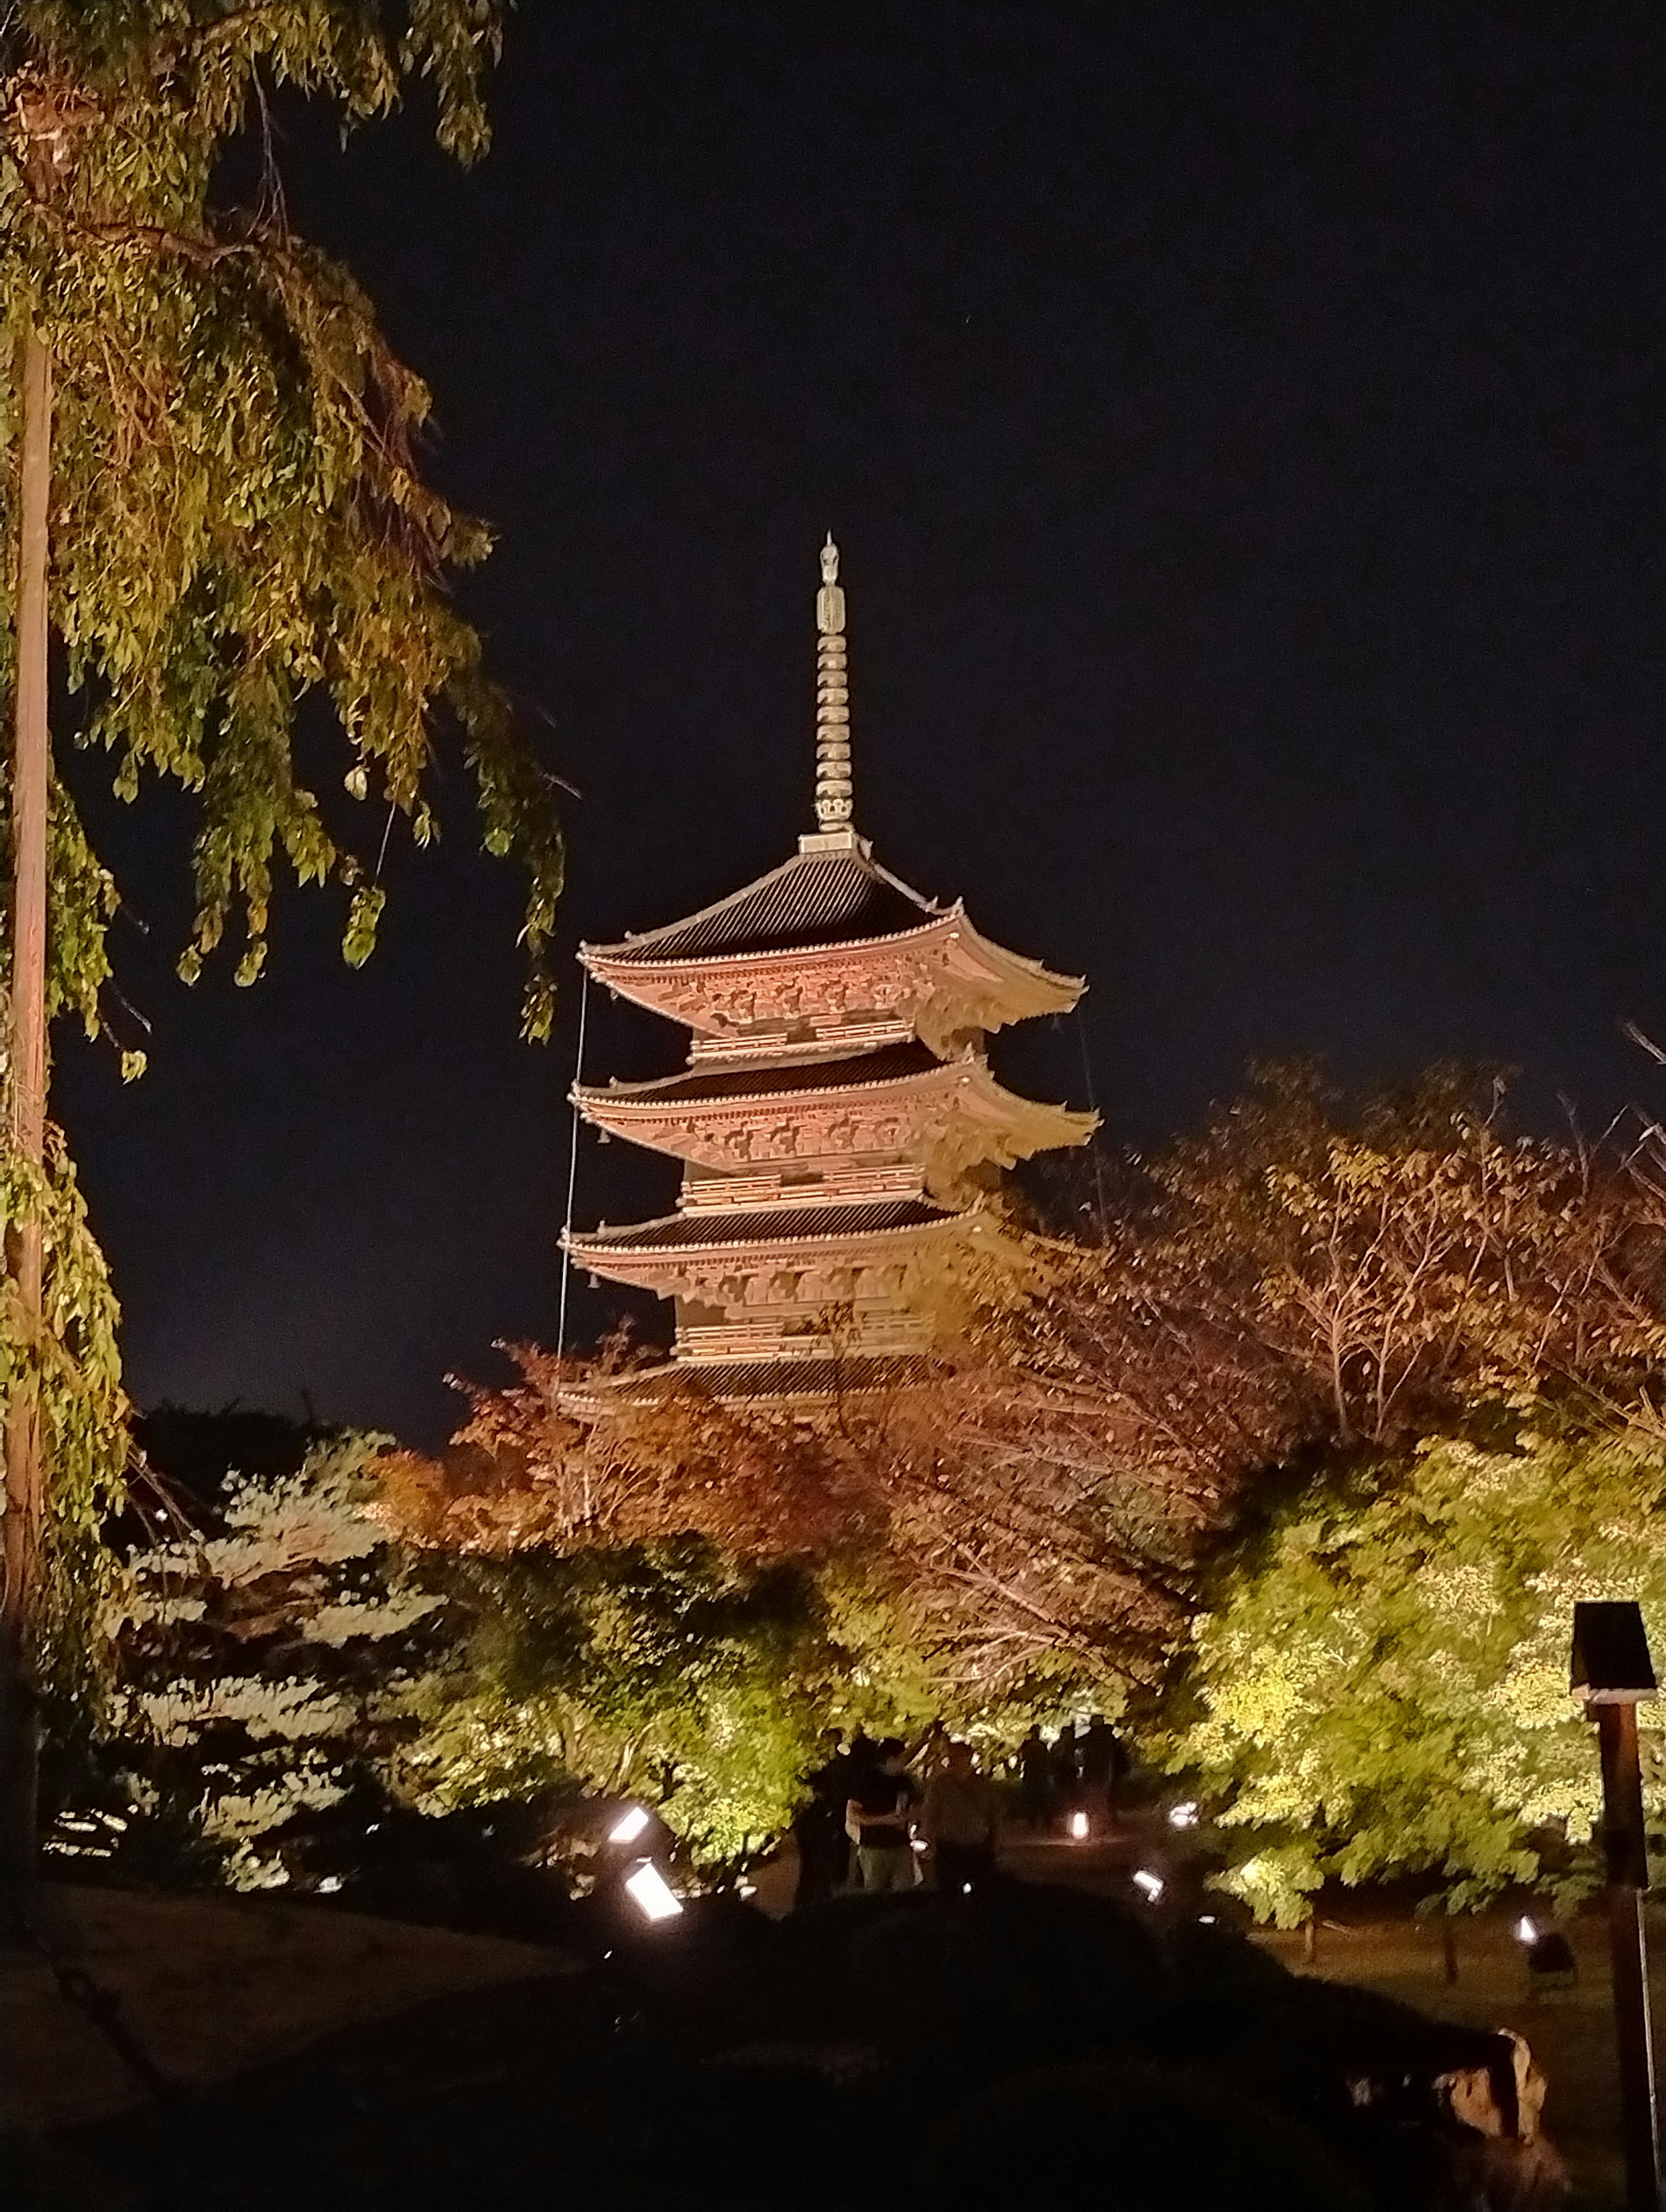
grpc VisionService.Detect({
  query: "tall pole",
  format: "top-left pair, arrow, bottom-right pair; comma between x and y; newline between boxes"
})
1,324 -> 53,1930
1597,1699 -> 1662,2212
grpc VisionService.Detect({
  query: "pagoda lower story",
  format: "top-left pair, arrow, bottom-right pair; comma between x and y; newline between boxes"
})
563,539 -> 1095,1408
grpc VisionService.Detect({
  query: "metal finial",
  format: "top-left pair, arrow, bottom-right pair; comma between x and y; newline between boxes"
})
813,536 -> 852,831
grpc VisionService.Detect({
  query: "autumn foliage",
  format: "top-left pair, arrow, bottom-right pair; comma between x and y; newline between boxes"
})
377,1067 -> 1666,1711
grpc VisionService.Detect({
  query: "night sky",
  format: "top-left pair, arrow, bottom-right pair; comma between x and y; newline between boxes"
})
53,4 -> 1665,1442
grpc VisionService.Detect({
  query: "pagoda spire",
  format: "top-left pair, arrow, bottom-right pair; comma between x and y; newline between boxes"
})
812,534 -> 854,837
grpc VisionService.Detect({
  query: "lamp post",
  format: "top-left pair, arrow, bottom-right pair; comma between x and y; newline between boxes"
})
1572,1600 -> 1661,2212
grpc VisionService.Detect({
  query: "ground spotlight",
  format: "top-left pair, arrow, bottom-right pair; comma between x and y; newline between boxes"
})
1168,1800 -> 1200,1829
1517,1915 -> 1577,1991
623,1860 -> 683,1922
1069,1810 -> 1090,1841
1132,1868 -> 1165,1903
609,1804 -> 651,1846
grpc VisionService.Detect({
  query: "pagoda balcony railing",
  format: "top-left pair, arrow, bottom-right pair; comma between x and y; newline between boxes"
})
679,1162 -> 925,1211
677,1315 -> 933,1362
687,1018 -> 915,1063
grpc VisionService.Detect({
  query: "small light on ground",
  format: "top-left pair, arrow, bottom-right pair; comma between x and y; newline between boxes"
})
624,1861 -> 683,1922
1069,1810 -> 1090,1841
1516,1916 -> 1537,1944
1198,1913 -> 1217,1924
737,1881 -> 757,1897
1132,1868 -> 1165,1902
1168,1801 -> 1200,1829
911,1836 -> 928,1853
610,1804 -> 651,1845
318,1875 -> 343,1894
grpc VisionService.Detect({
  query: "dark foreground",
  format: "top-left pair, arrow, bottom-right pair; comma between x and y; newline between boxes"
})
13,1875 -> 1564,2212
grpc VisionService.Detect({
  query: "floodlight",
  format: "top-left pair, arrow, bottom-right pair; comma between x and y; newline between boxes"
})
1069,1810 -> 1090,1841
1168,1801 -> 1200,1829
1132,1868 -> 1165,1902
1517,1916 -> 1538,1945
609,1804 -> 651,1845
623,1861 -> 683,1922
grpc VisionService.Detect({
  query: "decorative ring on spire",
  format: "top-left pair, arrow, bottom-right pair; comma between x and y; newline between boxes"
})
815,535 -> 853,831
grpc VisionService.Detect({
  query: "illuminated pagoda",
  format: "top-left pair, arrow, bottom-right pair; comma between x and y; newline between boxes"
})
563,538 -> 1096,1408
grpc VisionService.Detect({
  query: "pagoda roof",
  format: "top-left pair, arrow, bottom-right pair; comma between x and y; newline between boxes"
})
583,1037 -> 941,1105
584,839 -> 940,967
568,1194 -> 958,1255
562,1351 -> 935,1413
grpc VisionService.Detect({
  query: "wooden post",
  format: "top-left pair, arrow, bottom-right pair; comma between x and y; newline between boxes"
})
1597,1700 -> 1661,2212
0,324 -> 52,1933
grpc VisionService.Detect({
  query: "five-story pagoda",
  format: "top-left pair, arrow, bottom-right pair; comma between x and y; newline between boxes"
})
564,539 -> 1096,1407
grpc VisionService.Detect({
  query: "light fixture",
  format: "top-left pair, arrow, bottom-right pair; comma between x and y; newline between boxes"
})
1069,1810 -> 1090,1841
1168,1801 -> 1200,1829
1132,1868 -> 1165,1902
1517,1916 -> 1537,1945
609,1804 -> 651,1846
623,1861 -> 683,1921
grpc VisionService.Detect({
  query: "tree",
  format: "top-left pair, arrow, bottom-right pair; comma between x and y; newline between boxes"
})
0,4 -> 562,1901
1168,1429 -> 1666,1924
73,1429 -> 448,1889
414,1539 -> 840,1865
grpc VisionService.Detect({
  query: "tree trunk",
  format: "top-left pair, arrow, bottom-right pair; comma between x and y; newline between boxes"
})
1,326 -> 53,1934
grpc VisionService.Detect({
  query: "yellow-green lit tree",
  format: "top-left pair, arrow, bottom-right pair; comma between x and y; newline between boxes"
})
1169,1430 -> 1666,1923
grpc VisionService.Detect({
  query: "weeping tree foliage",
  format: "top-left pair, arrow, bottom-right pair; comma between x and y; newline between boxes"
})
0,5 -> 561,1695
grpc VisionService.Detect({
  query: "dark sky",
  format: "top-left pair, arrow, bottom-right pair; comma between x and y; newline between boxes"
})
55,3 -> 1665,1443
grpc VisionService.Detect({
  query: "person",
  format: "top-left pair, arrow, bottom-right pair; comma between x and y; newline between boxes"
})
1017,1724 -> 1051,1830
1052,1723 -> 1081,1826
847,1736 -> 919,1893
791,1728 -> 850,1909
1079,1712 -> 1131,1836
923,1740 -> 1001,1896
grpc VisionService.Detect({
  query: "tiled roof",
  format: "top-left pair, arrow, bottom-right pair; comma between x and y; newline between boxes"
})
585,845 -> 942,965
579,1354 -> 935,1404
569,1196 -> 959,1252
589,1039 -> 944,1106
683,1353 -> 935,1400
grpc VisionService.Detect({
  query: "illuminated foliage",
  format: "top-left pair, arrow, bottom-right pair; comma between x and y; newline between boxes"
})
87,1431 -> 448,1885
1,1 -> 560,1033
413,1540 -> 840,1865
1170,1430 -> 1666,1923
0,3 -> 561,1688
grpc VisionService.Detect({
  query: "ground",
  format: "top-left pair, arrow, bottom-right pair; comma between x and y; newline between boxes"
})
1,1883 -> 571,2133
5,1839 -> 1656,2208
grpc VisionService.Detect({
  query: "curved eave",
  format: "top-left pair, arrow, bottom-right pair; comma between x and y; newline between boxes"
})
581,903 -> 1086,1031
572,1059 -> 1098,1164
562,1207 -> 986,1289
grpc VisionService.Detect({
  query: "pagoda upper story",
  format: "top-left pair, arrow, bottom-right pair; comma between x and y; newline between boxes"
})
563,538 -> 1095,1409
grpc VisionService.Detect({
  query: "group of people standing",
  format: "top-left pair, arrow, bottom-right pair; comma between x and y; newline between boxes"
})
1016,1715 -> 1129,1832
791,1715 -> 1130,1909
792,1729 -> 1004,1907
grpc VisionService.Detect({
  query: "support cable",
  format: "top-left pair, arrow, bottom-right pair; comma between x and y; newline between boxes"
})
555,964 -> 591,1368
1075,1004 -> 1111,1235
